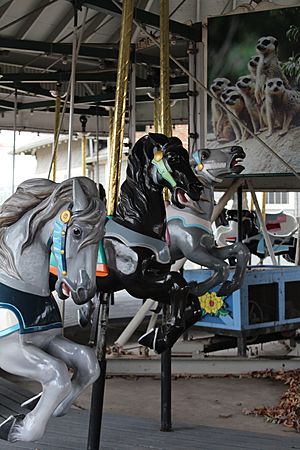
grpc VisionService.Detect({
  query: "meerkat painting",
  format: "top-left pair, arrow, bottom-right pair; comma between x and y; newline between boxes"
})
221,87 -> 243,141
209,78 -> 234,141
248,55 -> 260,79
223,90 -> 253,141
255,36 -> 290,105
265,78 -> 300,137
236,75 -> 262,133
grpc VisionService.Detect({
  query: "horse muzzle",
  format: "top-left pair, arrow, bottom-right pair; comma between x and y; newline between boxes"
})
56,269 -> 96,305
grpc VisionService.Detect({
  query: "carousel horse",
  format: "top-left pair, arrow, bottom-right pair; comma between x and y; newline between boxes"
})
78,133 -> 203,353
0,177 -> 105,443
216,208 -> 298,263
138,145 -> 251,353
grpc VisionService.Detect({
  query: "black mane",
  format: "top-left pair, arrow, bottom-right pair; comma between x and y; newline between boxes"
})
115,134 -> 169,239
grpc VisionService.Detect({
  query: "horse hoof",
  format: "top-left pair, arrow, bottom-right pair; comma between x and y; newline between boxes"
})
0,414 -> 25,441
138,328 -> 168,354
21,392 -> 42,411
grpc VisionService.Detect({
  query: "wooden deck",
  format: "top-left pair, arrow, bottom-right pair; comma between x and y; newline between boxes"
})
0,378 -> 300,450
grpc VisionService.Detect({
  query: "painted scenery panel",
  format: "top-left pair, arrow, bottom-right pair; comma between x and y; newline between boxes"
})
207,7 -> 300,175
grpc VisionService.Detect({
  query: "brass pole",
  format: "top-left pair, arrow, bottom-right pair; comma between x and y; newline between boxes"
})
107,0 -> 134,216
154,95 -> 161,133
160,0 -> 172,137
51,92 -> 61,182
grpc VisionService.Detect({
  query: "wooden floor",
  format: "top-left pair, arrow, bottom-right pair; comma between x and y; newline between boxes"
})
0,378 -> 300,450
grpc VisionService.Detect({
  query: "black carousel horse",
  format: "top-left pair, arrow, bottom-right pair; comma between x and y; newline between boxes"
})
95,133 -> 204,351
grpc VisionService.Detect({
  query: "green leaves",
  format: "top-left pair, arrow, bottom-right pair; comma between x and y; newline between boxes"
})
286,24 -> 300,42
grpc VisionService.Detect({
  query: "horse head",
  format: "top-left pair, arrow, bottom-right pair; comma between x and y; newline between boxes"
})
147,133 -> 203,209
53,178 -> 106,305
191,145 -> 246,184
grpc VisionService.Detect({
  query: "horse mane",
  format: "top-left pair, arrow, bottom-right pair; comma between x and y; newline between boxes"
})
116,133 -> 169,225
0,177 -> 103,280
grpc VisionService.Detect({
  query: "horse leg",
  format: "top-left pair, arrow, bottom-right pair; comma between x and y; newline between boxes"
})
210,242 -> 250,296
130,271 -> 189,353
45,335 -> 100,417
139,294 -> 203,354
186,247 -> 230,297
0,332 -> 71,442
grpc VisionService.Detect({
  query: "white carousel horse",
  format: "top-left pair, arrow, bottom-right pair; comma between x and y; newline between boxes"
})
0,177 -> 105,442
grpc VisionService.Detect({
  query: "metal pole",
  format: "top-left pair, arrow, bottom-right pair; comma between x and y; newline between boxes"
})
160,0 -> 172,137
106,0 -> 134,216
67,2 -> 78,178
87,292 -> 110,450
161,305 -> 172,432
51,83 -> 62,182
12,88 -> 17,193
80,115 -> 88,177
95,111 -> 100,187
237,185 -> 243,243
159,0 -> 172,433
87,2 -> 134,449
128,60 -> 136,149
248,181 -> 277,265
154,94 -> 161,133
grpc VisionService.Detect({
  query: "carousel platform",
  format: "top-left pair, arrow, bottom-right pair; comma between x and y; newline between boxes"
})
0,377 -> 299,450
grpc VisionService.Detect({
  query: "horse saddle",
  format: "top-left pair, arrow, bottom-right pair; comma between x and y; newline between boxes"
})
104,218 -> 171,264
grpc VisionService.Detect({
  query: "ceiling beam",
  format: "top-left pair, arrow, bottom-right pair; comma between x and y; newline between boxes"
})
0,71 -> 118,83
0,36 -> 162,66
0,72 -> 187,86
45,6 -> 74,42
2,90 -> 188,113
72,0 -> 200,41
0,36 -> 119,59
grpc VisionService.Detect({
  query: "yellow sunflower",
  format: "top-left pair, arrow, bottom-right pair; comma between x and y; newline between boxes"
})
198,292 -> 224,315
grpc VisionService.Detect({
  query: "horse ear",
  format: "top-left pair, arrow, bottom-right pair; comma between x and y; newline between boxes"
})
72,178 -> 88,212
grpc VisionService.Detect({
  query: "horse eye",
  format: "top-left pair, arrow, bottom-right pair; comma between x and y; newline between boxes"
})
268,82 -> 272,87
73,227 -> 82,238
201,151 -> 209,160
244,78 -> 250,83
277,80 -> 282,86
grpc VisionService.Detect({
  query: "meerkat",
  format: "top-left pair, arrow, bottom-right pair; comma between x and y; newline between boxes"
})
209,78 -> 234,141
265,78 -> 300,137
248,55 -> 260,79
255,36 -> 290,105
221,87 -> 242,141
236,75 -> 262,133
223,90 -> 253,141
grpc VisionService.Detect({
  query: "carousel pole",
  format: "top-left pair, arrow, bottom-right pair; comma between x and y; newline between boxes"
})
95,109 -> 100,187
80,115 -> 88,176
51,83 -> 62,182
159,0 -> 173,433
153,86 -> 161,133
128,57 -> 136,149
67,1 -> 78,178
87,2 -> 134,449
12,87 -> 17,193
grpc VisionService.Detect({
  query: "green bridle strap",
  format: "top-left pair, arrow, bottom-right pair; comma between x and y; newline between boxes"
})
151,158 -> 177,188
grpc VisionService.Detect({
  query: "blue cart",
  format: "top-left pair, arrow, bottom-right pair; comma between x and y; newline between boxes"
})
184,266 -> 300,355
